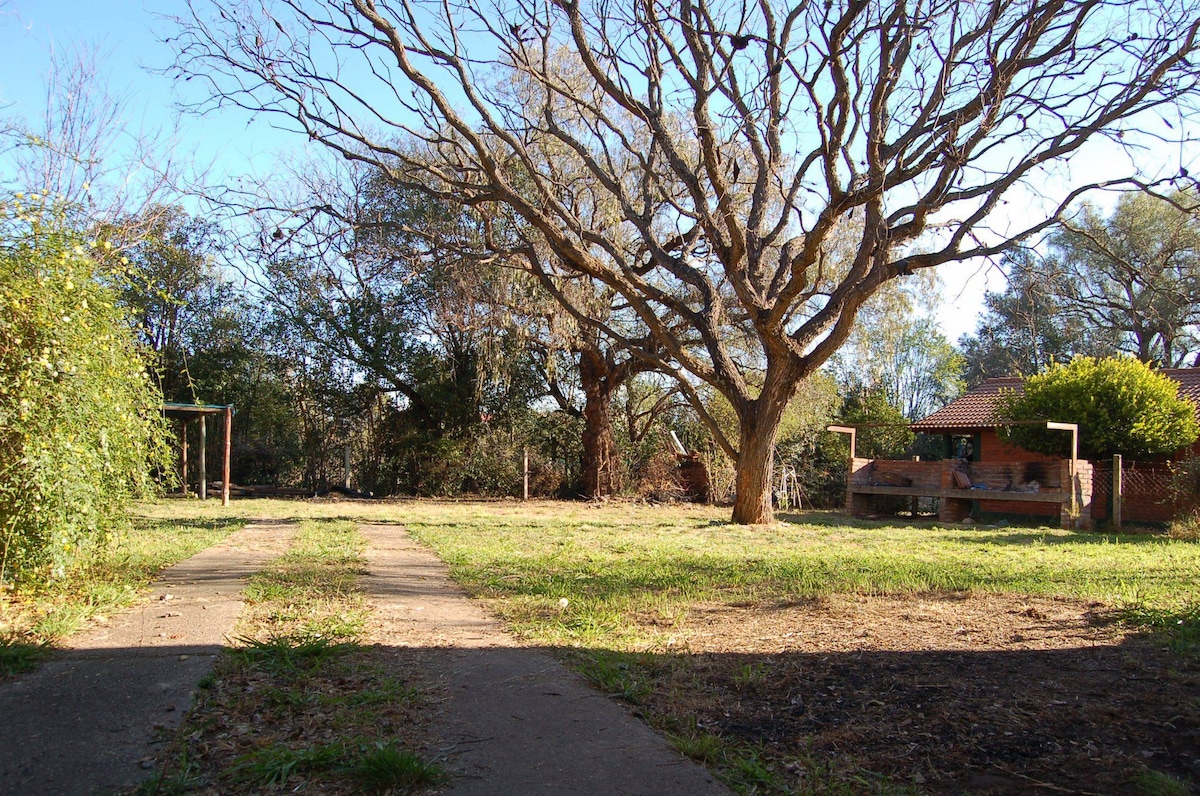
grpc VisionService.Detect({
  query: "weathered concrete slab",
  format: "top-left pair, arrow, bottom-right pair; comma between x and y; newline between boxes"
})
0,519 -> 295,795
359,522 -> 732,796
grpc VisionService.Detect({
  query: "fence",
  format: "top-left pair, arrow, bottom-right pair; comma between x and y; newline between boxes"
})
1091,459 -> 1196,525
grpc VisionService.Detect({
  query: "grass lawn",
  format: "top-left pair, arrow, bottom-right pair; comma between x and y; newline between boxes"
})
393,502 -> 1200,645
130,498 -> 1200,793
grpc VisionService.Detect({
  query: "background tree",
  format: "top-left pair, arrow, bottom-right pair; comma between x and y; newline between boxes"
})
1047,190 -> 1200,368
958,248 -> 1110,385
99,205 -> 229,399
174,0 -> 1200,522
998,356 -> 1199,460
830,279 -> 964,420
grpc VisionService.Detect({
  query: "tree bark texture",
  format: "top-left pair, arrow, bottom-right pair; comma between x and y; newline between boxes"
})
730,379 -> 795,524
577,349 -> 622,499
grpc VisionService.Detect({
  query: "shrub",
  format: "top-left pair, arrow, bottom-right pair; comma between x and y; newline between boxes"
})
0,201 -> 170,583
998,356 -> 1199,460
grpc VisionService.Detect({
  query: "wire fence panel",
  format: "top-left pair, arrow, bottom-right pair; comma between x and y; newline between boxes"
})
1092,460 -> 1193,524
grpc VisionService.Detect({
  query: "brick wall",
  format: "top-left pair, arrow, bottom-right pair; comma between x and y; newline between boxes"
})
979,430 -> 1062,463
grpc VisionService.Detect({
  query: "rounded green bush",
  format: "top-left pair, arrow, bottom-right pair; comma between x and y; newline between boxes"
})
999,356 -> 1199,460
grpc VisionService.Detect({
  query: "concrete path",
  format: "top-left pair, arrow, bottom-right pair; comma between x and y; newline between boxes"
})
359,523 -> 732,796
0,519 -> 295,796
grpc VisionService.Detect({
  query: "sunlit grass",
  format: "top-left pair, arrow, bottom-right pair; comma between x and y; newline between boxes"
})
132,497 -> 1200,650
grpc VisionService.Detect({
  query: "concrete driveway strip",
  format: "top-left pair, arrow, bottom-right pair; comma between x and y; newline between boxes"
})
358,522 -> 732,796
0,518 -> 295,796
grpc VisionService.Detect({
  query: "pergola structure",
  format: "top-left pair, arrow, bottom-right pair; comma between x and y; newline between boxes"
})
162,402 -> 234,506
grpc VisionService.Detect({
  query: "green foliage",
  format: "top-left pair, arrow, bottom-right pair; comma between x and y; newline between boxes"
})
343,740 -> 447,792
1049,190 -> 1200,368
833,278 -> 966,419
1129,769 -> 1193,796
0,201 -> 170,583
840,388 -> 915,459
0,639 -> 47,677
959,247 -> 1109,385
998,357 -> 1199,459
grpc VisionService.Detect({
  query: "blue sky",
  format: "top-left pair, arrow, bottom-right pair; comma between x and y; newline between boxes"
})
0,1 -> 300,186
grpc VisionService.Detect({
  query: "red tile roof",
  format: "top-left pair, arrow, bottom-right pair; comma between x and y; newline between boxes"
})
911,369 -> 1200,432
910,377 -> 1022,431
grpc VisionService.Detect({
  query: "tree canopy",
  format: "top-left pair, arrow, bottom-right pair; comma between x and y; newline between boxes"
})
1048,191 -> 1200,368
961,191 -> 1200,383
998,357 -> 1199,460
172,0 -> 1200,521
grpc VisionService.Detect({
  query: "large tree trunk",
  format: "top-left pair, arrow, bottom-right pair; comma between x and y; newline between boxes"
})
730,380 -> 795,524
577,350 -> 622,498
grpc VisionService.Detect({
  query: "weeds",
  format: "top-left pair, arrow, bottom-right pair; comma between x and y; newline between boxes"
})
1130,768 -> 1194,796
1116,601 -> 1200,654
147,518 -> 439,793
576,651 -> 654,704
1168,511 -> 1200,541
226,631 -> 355,678
0,637 -> 46,677
228,741 -> 348,787
344,740 -> 448,792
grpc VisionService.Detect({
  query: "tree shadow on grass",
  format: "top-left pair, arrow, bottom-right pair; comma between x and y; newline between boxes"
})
550,627 -> 1200,795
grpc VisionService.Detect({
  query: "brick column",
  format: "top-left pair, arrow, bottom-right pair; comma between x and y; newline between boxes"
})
1059,459 -> 1095,531
939,461 -> 972,523
847,457 -> 872,517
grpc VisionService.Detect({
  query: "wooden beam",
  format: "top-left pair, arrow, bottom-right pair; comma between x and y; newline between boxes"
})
1112,454 -> 1123,531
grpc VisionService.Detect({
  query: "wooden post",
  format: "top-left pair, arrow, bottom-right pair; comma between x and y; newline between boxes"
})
222,407 -> 232,507
1112,454 -> 1123,531
180,419 -> 189,497
199,414 -> 208,501
523,447 -> 530,501
911,455 -> 920,518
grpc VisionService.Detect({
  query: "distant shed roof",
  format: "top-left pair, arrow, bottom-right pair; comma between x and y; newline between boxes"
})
162,402 -> 233,419
911,368 -> 1200,433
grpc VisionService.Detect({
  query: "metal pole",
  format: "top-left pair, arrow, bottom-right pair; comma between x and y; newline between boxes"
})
199,415 -> 208,501
523,447 -> 530,501
222,407 -> 232,507
344,442 -> 352,491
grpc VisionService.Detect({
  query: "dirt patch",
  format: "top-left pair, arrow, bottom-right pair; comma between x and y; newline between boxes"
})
629,593 -> 1200,794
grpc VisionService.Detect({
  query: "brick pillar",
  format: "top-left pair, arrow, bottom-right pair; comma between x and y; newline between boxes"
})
1077,460 -> 1094,531
847,457 -> 872,518
939,460 -> 972,523
1059,459 -> 1095,531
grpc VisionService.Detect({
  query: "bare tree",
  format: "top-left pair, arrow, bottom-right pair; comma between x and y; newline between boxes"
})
172,0 -> 1200,522
2,43 -> 186,232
